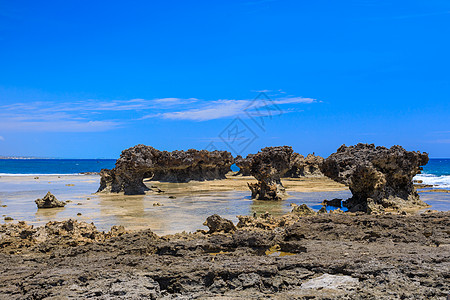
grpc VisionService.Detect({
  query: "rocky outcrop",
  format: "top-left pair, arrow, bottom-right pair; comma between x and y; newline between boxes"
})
1,212 -> 449,299
284,153 -> 324,177
321,143 -> 429,212
97,145 -> 234,195
35,192 -> 66,209
246,146 -> 293,200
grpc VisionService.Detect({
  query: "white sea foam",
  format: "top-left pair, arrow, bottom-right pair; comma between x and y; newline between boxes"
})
414,174 -> 450,189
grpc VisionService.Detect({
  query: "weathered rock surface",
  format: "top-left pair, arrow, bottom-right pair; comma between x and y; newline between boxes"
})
246,146 -> 293,200
284,153 -> 325,177
321,143 -> 430,212
97,145 -> 234,194
0,212 -> 448,299
35,192 -> 66,208
0,219 -> 126,253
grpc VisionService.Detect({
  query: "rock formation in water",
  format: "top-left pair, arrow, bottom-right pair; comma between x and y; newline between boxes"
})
35,192 -> 66,209
97,145 -> 234,195
321,143 -> 429,212
246,146 -> 293,200
284,153 -> 324,177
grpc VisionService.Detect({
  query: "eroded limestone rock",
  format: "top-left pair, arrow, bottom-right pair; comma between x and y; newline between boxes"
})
321,143 -> 429,212
98,145 -> 234,195
246,146 -> 293,200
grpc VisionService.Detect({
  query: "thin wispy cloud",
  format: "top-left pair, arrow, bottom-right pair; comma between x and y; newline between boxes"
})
0,95 -> 317,132
143,96 -> 317,121
0,136 -> 5,141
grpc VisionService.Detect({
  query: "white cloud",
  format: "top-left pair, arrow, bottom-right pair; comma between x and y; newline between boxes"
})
0,94 -> 317,131
0,120 -> 121,132
159,100 -> 250,121
149,96 -> 317,121
0,136 -> 4,141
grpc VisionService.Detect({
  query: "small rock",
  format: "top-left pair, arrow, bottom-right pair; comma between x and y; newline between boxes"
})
1,205 -> 7,208
292,204 -> 316,215
203,214 -> 236,233
77,213 -> 82,216
66,184 -> 75,187
77,203 -> 82,206
168,196 -> 176,199
35,192 -> 66,209
321,198 -> 342,208
153,202 -> 163,206
318,206 -> 327,214
4,216 -> 13,221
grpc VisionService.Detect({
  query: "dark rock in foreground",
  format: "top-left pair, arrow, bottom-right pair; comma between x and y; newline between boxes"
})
321,143 -> 429,212
97,145 -> 234,195
35,192 -> 66,209
0,212 -> 448,299
246,146 -> 293,200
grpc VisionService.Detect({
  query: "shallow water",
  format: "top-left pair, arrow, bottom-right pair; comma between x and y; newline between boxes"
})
0,175 -> 448,235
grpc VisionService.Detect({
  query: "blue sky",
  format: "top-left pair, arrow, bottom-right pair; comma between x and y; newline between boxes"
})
0,0 -> 449,158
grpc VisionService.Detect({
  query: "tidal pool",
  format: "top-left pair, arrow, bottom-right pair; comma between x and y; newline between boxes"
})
1,174 -> 447,235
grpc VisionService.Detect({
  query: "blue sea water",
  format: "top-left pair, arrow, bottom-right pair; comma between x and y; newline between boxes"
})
0,159 -> 116,175
415,158 -> 450,189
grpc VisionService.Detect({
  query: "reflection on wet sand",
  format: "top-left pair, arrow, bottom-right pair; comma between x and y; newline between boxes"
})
35,207 -> 66,223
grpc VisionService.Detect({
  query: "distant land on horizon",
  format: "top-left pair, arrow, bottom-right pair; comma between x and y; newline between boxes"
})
0,156 -> 116,160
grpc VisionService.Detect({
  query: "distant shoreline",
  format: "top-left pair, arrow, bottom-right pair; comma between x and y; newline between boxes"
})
0,157 -> 115,160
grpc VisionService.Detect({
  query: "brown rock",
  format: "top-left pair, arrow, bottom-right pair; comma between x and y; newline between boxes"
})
321,143 -> 429,212
203,214 -> 236,233
97,145 -> 234,195
35,192 -> 66,209
246,146 -> 293,200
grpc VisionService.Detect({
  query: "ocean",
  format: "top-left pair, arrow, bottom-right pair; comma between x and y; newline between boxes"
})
0,158 -> 449,189
415,158 -> 450,188
0,159 -> 116,176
